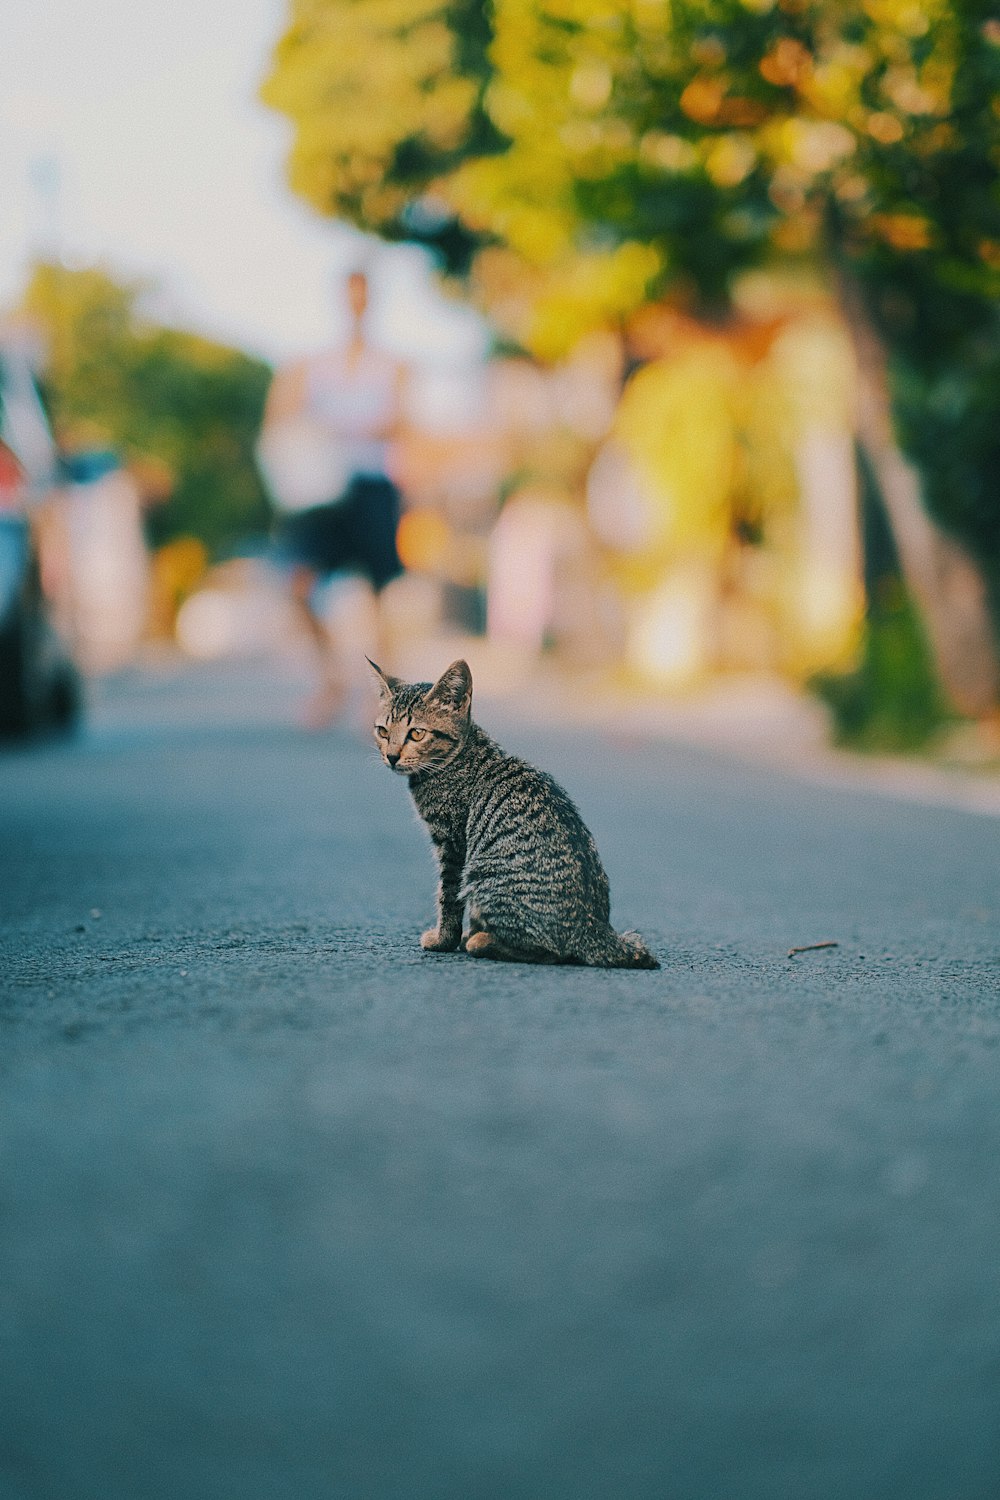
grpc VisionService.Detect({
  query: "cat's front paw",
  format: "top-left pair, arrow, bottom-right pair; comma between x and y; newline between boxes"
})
420,927 -> 461,952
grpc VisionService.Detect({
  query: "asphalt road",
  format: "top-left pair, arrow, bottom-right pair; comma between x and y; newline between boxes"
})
2,657 -> 999,1500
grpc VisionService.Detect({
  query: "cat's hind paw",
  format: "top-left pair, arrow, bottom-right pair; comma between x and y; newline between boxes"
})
465,931 -> 562,964
464,931 -> 498,957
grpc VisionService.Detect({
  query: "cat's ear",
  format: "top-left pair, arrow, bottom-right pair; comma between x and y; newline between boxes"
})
366,657 -> 402,696
425,659 -> 472,715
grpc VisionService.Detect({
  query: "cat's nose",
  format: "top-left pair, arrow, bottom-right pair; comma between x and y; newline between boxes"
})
386,751 -> 400,767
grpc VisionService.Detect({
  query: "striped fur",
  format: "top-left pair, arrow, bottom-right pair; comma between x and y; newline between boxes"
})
369,658 -> 659,969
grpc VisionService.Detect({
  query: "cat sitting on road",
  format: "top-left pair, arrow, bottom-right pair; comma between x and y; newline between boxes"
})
369,658 -> 659,969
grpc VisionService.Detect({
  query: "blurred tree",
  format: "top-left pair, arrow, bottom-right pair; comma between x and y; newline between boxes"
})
264,0 -> 1000,710
260,0 -> 502,272
20,262 -> 272,556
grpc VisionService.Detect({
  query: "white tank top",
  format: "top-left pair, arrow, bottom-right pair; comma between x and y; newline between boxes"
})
305,346 -> 399,479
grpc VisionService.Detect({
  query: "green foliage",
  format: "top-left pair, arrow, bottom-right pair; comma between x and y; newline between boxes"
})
812,580 -> 950,751
895,346 -> 1000,565
842,6 -> 1000,595
263,0 -> 1000,614
21,263 -> 272,555
264,1 -> 1000,334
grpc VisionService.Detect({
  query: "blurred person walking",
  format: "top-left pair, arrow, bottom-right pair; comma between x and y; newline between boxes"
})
258,270 -> 407,728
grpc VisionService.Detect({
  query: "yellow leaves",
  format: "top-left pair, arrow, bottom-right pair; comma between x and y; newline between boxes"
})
680,75 -> 725,123
631,0 -> 671,28
705,134 -> 758,187
559,119 -> 605,154
759,38 -> 812,88
503,204 -> 576,265
465,226 -> 660,359
862,0 -> 934,38
870,212 -> 933,250
614,344 -> 742,557
802,17 -> 956,131
833,172 -> 869,204
881,64 -> 942,116
261,0 -> 480,227
906,121 -> 954,158
468,240 -> 660,360
772,210 -> 820,251
570,60 -> 613,110
484,78 -> 535,135
757,115 -> 856,231
774,118 -> 856,175
866,111 -> 905,144
526,242 -> 662,360
690,35 -> 728,69
805,45 -> 871,117
487,0 -> 630,138
639,132 -> 698,172
263,0 -> 988,361
679,76 -> 767,127
450,144 -> 578,263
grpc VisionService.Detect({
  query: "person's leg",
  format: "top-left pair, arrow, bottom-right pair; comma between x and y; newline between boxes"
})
288,563 -> 346,727
358,477 -> 404,672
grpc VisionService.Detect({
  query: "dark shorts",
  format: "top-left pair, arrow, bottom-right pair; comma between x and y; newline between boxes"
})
273,474 -> 404,593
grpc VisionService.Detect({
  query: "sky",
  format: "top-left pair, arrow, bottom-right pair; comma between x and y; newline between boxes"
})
0,0 -> 488,370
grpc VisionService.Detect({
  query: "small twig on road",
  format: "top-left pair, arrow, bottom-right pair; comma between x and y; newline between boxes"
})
787,940 -> 839,958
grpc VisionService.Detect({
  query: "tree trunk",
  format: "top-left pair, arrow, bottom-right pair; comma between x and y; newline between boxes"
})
838,278 -> 1000,719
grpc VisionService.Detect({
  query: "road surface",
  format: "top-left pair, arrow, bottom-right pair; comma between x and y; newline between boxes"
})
2,657 -> 999,1499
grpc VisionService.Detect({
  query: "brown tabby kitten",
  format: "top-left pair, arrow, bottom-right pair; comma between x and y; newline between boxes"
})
369,658 -> 659,968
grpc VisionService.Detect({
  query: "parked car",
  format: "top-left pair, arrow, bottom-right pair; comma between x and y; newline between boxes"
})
0,343 -> 82,736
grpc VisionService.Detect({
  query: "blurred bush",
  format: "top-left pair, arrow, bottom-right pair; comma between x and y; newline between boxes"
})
148,536 -> 210,640
812,582 -> 949,752
18,262 -> 272,557
811,446 -> 950,750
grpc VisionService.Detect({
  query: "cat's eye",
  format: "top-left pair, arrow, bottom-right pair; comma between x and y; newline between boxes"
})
408,728 -> 427,742
376,725 -> 388,738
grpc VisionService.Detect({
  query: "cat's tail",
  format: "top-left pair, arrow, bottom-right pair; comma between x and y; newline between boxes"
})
585,926 -> 661,970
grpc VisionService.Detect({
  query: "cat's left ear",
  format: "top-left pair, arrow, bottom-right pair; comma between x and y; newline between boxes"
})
366,657 -> 402,696
425,659 -> 472,716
